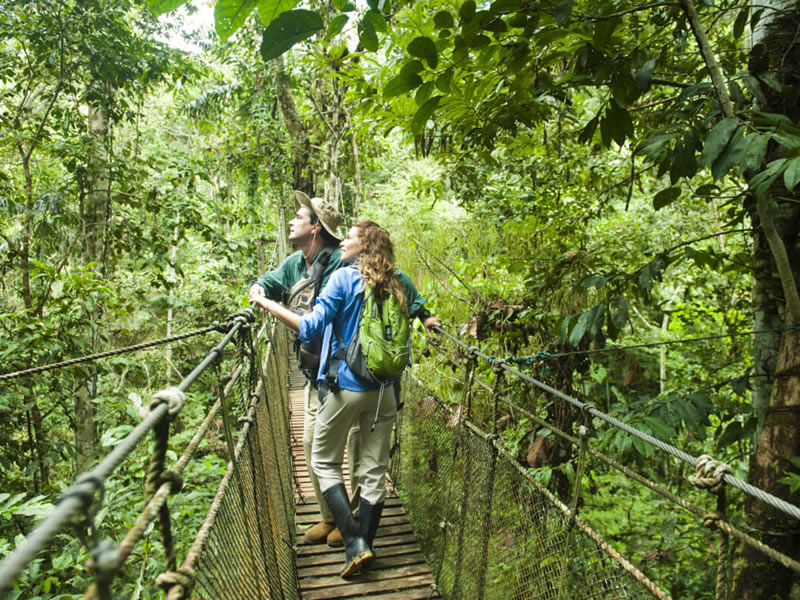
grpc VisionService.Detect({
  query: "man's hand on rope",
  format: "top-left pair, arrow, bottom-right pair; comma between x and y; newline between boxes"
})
248,284 -> 265,305
421,315 -> 442,339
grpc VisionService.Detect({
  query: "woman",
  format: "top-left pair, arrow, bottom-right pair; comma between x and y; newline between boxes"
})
250,220 -> 408,578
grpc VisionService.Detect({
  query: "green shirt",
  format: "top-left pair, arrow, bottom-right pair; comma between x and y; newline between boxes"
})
252,246 -> 428,318
252,246 -> 344,303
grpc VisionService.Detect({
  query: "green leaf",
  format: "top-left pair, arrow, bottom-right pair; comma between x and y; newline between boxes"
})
415,81 -> 434,106
358,15 -> 379,51
553,0 -> 572,26
749,158 -> 788,200
716,421 -> 743,449
783,156 -> 800,191
408,36 -> 438,69
643,416 -> 676,441
459,0 -> 476,23
733,7 -> 748,38
217,0 -> 260,42
568,310 -> 590,347
364,9 -> 388,33
578,116 -> 598,144
326,14 -> 349,38
633,59 -> 656,92
579,275 -> 605,289
587,302 -> 605,339
434,10 -> 455,28
436,69 -> 453,93
256,0 -> 297,27
711,125 -> 745,180
698,118 -> 739,167
653,186 -> 681,210
148,0 -> 187,16
608,297 -> 628,333
259,9 -> 322,60
383,70 -> 423,98
743,133 -> 768,171
412,95 -> 442,133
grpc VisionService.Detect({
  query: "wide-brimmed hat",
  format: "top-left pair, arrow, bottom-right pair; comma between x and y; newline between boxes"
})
294,191 -> 344,241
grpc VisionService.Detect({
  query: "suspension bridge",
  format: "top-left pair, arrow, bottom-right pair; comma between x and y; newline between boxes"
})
1,303 -> 800,599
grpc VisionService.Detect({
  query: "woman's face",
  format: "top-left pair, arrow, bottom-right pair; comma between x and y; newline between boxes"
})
339,226 -> 364,263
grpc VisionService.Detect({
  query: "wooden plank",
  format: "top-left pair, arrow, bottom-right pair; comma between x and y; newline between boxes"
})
301,573 -> 437,599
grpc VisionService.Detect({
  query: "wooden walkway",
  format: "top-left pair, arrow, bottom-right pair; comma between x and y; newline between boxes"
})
288,369 -> 440,599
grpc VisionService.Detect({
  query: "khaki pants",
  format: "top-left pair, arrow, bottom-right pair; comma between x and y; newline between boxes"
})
311,386 -> 397,506
303,382 -> 361,522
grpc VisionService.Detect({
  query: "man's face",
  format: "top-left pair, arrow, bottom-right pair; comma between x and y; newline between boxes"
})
289,207 -> 320,243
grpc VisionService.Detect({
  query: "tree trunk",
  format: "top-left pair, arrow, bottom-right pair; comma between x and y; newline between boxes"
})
273,56 -> 311,190
74,100 -> 110,473
730,4 -> 800,596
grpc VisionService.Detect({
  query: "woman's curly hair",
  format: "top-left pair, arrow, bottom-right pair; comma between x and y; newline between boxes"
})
352,220 -> 407,313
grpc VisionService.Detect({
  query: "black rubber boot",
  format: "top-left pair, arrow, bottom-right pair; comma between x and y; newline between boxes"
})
322,484 -> 373,578
359,498 -> 384,570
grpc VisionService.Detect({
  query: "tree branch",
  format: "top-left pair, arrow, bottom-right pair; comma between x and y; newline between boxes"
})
680,0 -> 800,324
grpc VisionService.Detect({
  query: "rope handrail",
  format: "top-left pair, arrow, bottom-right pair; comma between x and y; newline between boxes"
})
0,309 -> 255,595
431,325 -> 800,523
469,324 -> 800,366
0,324 -> 227,382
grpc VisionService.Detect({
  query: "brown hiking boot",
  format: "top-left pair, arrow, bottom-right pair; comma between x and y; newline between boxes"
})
327,527 -> 343,547
303,520 -> 336,544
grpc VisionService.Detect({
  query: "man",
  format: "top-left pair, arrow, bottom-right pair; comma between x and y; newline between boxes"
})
250,191 -> 442,546
250,191 -> 348,545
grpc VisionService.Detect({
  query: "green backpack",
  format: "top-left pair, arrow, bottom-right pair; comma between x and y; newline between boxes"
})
331,284 -> 410,385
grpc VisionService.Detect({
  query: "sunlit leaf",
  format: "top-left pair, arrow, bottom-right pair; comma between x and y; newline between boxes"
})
259,10 -> 322,61
411,95 -> 442,133
216,0 -> 259,42
148,0 -> 187,16
257,0 -> 297,27
408,36 -> 438,69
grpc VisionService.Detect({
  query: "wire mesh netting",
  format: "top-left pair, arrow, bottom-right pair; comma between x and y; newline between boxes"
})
190,323 -> 298,600
391,374 -> 659,600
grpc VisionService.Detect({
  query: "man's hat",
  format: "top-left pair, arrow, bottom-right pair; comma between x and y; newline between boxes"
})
294,191 -> 344,241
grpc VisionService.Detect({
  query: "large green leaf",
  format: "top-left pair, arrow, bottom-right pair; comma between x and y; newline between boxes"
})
749,158 -> 787,200
327,14 -> 349,39
364,9 -> 388,33
553,0 -> 572,26
568,310 -> 589,347
411,95 -> 442,133
259,10 -> 323,61
653,186 -> 680,210
358,15 -> 379,51
784,156 -> 800,191
216,0 -> 259,42
434,10 -> 455,29
383,69 -> 423,98
257,0 -> 298,27
407,36 -> 438,69
698,117 -> 739,167
148,0 -> 187,16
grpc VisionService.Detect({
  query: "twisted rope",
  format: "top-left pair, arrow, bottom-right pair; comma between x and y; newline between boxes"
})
0,326 -> 220,381
689,455 -> 732,495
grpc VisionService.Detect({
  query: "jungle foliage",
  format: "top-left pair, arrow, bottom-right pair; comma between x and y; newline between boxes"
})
2,0 -> 800,598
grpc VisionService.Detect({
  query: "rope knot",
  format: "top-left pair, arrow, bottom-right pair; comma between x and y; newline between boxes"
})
702,510 -> 724,529
467,345 -> 480,357
85,538 -> 121,577
160,470 -> 184,494
491,358 -> 506,374
689,454 -> 731,494
146,386 -> 186,418
156,566 -> 196,598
